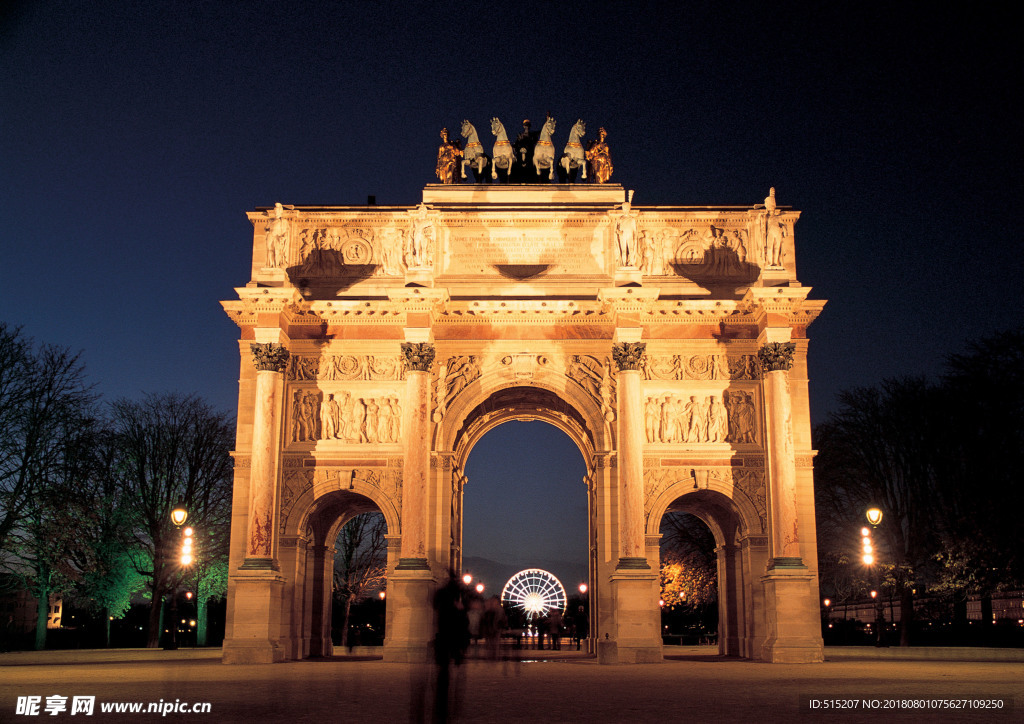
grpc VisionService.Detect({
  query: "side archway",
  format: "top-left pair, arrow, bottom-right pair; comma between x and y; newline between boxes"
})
647,480 -> 769,658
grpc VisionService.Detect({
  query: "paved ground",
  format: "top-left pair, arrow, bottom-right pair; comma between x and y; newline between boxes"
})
1,646 -> 1020,723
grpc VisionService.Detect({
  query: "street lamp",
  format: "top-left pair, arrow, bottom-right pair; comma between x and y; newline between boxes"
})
863,508 -> 886,647
164,505 -> 189,651
462,573 -> 473,586
170,504 -> 188,527
579,583 -> 588,595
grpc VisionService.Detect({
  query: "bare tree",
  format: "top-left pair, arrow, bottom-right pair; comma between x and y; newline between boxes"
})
333,512 -> 387,647
814,378 -> 941,646
110,393 -> 233,648
0,324 -> 95,648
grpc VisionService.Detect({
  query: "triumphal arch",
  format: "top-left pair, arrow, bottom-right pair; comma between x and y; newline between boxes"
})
221,176 -> 826,664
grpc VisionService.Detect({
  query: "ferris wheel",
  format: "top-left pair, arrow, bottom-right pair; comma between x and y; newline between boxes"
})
501,569 -> 567,620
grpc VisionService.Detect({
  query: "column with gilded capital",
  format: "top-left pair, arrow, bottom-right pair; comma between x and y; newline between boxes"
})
600,341 -> 661,664
384,341 -> 436,662
756,340 -> 823,662
398,342 -> 434,568
223,342 -> 289,664
242,343 -> 289,569
612,342 -> 648,568
757,342 -> 802,567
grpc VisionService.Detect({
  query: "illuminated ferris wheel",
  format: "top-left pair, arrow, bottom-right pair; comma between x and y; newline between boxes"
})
501,569 -> 567,620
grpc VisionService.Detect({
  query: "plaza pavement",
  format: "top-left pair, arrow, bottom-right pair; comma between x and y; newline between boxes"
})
1,646 -> 1020,723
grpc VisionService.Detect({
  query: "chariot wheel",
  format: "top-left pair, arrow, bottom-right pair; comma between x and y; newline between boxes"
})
501,568 -> 567,620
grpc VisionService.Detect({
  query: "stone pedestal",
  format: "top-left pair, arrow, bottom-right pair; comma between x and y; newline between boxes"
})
614,268 -> 643,286
383,568 -> 435,662
760,568 -> 825,663
601,568 -> 662,663
222,571 -> 286,664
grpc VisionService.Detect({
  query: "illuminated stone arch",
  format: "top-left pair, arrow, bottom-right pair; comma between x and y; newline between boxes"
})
222,182 -> 826,665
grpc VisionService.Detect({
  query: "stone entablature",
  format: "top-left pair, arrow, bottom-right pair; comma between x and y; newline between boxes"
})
244,185 -> 801,294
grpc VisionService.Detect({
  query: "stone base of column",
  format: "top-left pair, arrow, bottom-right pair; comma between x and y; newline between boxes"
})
383,568 -> 436,663
599,567 -> 662,664
222,571 -> 286,664
759,568 -> 824,663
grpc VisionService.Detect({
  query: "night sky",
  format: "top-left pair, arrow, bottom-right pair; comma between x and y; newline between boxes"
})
2,2 -> 1021,577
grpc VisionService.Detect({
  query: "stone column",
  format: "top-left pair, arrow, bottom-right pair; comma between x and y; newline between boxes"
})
242,343 -> 289,569
397,342 -> 435,569
600,342 -> 661,664
612,342 -> 648,569
757,342 -> 801,567
756,342 -> 823,662
384,342 -> 436,662
222,342 -> 289,664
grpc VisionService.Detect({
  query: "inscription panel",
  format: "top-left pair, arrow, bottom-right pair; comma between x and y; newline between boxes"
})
443,228 -> 604,276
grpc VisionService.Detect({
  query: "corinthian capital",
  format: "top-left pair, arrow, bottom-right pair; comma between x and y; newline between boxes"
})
757,342 -> 795,372
612,342 -> 647,371
250,343 -> 290,373
401,342 -> 436,372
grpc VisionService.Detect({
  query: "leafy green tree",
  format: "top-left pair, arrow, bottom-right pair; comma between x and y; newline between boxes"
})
110,393 -> 233,648
67,423 -> 147,647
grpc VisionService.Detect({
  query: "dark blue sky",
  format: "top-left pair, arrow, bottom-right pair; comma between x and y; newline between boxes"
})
2,2 -> 1021,572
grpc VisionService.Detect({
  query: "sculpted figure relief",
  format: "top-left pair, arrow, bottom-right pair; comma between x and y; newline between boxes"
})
434,355 -> 481,420
406,204 -> 435,269
436,127 -> 463,184
644,393 -> 757,445
291,389 -> 402,444
265,202 -> 290,268
568,354 -> 616,421
615,192 -> 639,268
753,187 -> 787,268
585,126 -> 613,184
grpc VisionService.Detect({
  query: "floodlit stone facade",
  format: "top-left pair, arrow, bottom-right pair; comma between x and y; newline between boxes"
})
221,184 -> 825,664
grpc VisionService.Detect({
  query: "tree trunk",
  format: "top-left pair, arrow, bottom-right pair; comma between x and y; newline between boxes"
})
899,585 -> 914,647
197,596 -> 208,647
148,588 -> 164,648
34,584 -> 49,651
103,606 -> 111,648
339,595 -> 353,648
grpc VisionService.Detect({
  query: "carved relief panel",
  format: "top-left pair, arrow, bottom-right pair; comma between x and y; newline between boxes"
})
643,390 -> 757,445
287,387 -> 403,445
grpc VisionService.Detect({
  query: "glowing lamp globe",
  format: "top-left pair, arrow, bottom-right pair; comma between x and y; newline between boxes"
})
170,505 -> 188,527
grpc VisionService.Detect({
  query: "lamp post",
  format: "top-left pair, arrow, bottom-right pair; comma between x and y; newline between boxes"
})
863,507 -> 886,647
164,505 -> 189,651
